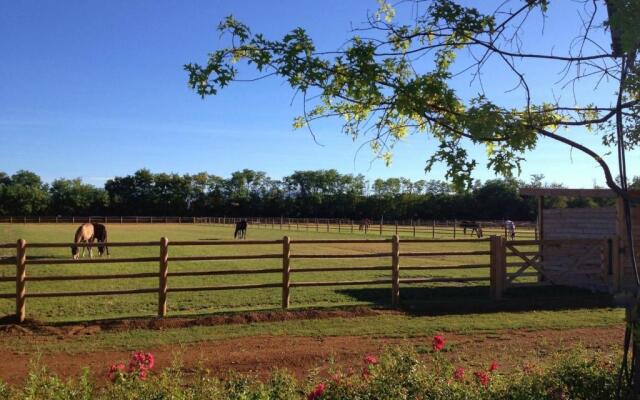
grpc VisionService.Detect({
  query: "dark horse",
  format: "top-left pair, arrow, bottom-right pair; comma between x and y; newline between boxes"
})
234,220 -> 248,239
459,220 -> 483,238
93,223 -> 109,256
358,219 -> 371,231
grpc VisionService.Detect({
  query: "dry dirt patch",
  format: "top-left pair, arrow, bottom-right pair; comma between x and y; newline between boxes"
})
0,326 -> 624,386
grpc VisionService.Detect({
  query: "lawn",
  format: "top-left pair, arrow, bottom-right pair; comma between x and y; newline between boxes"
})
0,222 -> 620,332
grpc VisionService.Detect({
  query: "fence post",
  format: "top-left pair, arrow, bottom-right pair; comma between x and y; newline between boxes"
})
282,236 -> 291,309
453,220 -> 457,239
338,220 -> 341,233
432,220 -> 435,238
490,235 -> 506,300
412,220 -> 416,237
16,239 -> 27,323
158,237 -> 169,317
395,220 -> 398,235
391,235 -> 400,307
379,217 -> 383,236
610,236 -> 621,293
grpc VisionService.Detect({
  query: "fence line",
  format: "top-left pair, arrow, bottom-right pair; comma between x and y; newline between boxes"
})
0,235 -> 520,323
0,216 -> 537,239
0,235 -> 607,323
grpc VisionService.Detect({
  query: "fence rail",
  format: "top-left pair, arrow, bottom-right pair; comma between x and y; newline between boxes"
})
0,235 -> 504,323
0,235 -> 607,323
0,215 -> 538,239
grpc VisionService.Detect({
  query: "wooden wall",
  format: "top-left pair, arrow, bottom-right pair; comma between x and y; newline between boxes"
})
542,207 -> 616,292
619,204 -> 640,292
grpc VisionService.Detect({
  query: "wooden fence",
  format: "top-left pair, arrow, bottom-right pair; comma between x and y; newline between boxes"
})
0,235 -> 611,323
0,216 -> 538,239
1,236 -> 499,323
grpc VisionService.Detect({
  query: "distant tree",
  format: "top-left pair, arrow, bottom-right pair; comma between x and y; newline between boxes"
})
49,178 -> 108,215
0,170 -> 49,215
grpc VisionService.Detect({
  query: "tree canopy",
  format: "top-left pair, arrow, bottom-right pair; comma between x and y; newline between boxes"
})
185,0 -> 639,191
1,169 -> 622,219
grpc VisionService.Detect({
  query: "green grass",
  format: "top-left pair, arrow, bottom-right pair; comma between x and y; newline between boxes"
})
0,223 -> 624,354
0,223 -> 617,322
4,308 -> 624,354
0,223 -> 506,322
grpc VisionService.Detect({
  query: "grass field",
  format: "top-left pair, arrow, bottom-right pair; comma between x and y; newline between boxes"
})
0,223 -> 503,321
0,223 -> 619,324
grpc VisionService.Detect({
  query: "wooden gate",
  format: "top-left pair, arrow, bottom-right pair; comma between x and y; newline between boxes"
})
504,238 -> 613,292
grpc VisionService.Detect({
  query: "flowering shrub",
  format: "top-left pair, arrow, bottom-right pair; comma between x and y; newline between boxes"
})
307,383 -> 325,400
453,366 -> 465,382
474,370 -> 490,388
0,339 -> 626,399
432,335 -> 446,352
107,351 -> 155,383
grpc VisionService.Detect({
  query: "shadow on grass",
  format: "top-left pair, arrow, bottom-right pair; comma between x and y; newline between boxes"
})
337,285 -> 616,316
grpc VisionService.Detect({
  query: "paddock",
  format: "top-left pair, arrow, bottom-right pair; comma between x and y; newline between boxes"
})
0,222 -> 610,323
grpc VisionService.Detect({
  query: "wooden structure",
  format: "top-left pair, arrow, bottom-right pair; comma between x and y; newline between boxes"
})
520,188 -> 640,293
0,236 -> 508,323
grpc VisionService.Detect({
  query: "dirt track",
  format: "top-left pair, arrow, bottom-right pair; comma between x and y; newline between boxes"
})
0,325 -> 624,386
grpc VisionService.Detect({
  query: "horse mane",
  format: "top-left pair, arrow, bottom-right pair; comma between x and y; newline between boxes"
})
73,225 -> 85,243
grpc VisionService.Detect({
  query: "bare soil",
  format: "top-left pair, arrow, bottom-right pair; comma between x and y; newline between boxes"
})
0,323 -> 624,386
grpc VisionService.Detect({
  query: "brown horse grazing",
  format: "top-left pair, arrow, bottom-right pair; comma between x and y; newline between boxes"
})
358,219 -> 371,231
71,223 -> 95,259
459,220 -> 483,238
92,223 -> 109,256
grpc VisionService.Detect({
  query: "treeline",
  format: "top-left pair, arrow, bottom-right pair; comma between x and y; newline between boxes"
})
0,169 -> 633,220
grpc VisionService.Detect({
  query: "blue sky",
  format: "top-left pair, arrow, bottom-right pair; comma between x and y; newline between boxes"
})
0,1 -> 636,187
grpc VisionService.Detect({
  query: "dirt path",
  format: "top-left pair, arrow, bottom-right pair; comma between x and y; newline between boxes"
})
0,326 -> 624,386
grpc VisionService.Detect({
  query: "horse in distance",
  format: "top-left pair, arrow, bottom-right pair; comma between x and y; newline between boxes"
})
234,219 -> 248,239
459,220 -> 483,238
358,219 -> 371,231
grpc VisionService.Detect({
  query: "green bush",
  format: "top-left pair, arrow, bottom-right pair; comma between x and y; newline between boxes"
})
0,340 -> 626,399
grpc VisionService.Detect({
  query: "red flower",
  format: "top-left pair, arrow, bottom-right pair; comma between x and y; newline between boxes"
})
453,367 -> 465,382
128,352 -> 154,372
307,383 -> 325,400
364,355 -> 378,365
488,360 -> 499,372
432,335 -> 445,352
474,371 -> 490,388
107,363 -> 126,382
